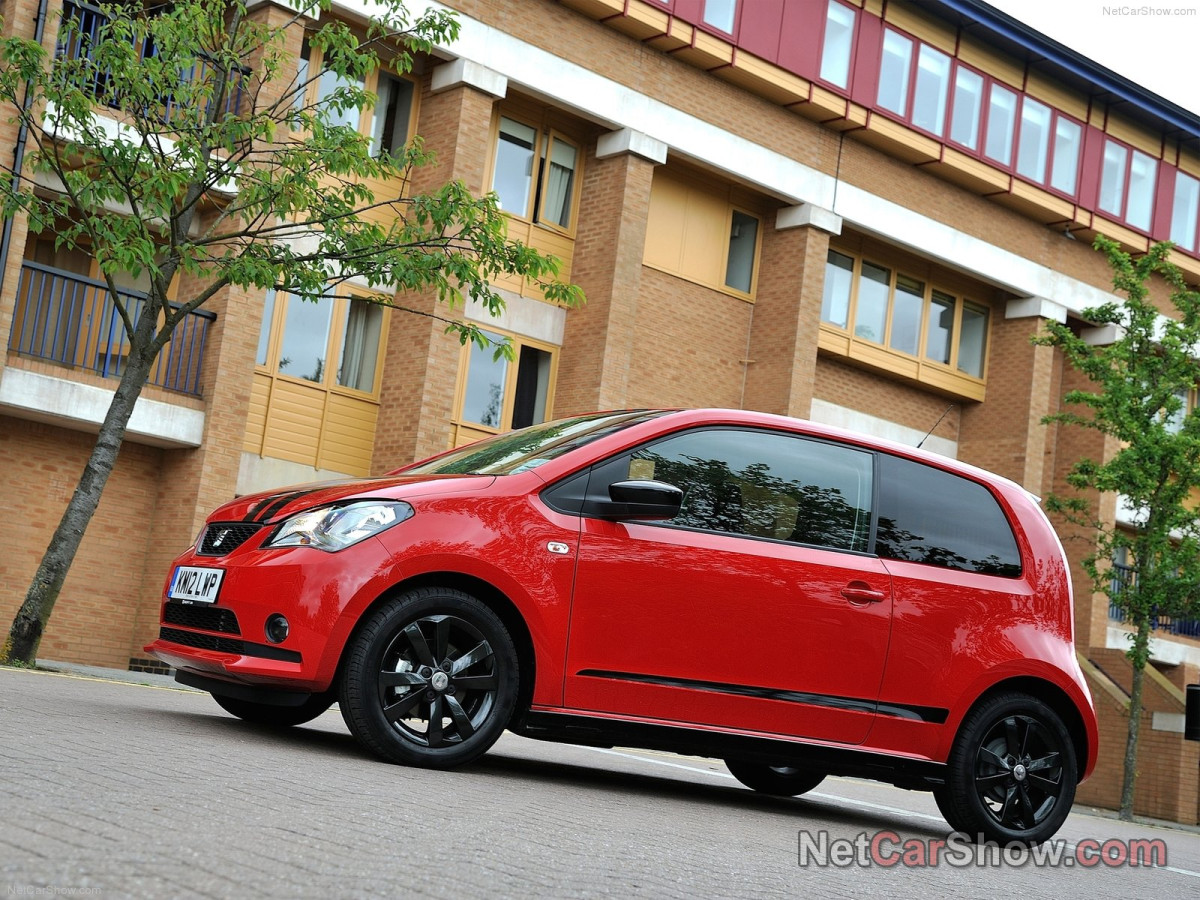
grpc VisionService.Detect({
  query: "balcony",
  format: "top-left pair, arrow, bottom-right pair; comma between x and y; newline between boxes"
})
59,1 -> 249,121
9,260 -> 213,397
1108,562 -> 1200,639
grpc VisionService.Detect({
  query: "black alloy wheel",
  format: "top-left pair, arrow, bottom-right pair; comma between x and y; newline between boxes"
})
340,587 -> 518,768
724,759 -> 826,796
941,692 -> 1077,846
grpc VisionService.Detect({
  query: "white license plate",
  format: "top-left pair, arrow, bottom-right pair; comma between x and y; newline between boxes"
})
168,566 -> 224,604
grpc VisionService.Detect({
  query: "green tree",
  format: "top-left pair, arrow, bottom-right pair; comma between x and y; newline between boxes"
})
0,0 -> 581,665
1035,236 -> 1200,820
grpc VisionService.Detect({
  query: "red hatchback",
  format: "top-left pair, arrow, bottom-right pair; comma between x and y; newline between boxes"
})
147,409 -> 1098,845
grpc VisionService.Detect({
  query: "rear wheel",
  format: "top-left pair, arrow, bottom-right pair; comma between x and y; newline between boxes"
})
339,587 -> 519,768
724,759 -> 826,796
212,692 -> 334,727
940,692 -> 1076,845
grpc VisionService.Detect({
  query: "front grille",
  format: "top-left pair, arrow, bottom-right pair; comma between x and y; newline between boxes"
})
197,522 -> 263,556
160,626 -> 242,654
163,603 -> 240,635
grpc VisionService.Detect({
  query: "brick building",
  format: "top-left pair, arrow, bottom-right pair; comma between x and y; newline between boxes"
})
1,0 -> 1198,821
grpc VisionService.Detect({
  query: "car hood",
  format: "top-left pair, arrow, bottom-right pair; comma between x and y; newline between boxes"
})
208,474 -> 498,524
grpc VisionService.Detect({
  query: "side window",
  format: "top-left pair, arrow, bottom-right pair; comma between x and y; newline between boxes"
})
622,429 -> 874,553
875,454 -> 1022,576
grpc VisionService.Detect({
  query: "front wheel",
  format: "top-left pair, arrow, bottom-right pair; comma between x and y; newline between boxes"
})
339,587 -> 519,768
725,759 -> 826,796
212,692 -> 334,727
939,693 -> 1077,845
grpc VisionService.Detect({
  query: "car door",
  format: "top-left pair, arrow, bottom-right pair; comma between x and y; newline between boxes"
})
563,427 -> 893,746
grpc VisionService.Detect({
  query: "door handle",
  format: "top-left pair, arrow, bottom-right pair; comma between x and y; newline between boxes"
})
841,582 -> 886,604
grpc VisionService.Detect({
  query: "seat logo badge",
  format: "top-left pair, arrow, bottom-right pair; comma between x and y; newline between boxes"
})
212,529 -> 231,548
547,542 -> 570,555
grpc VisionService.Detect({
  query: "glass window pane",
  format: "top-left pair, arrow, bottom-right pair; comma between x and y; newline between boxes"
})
1171,171 -> 1200,252
1098,140 -> 1128,216
957,303 -> 988,378
631,429 -> 874,551
819,2 -> 856,89
725,211 -> 758,293
911,44 -> 951,135
1015,98 -> 1051,182
294,39 -> 310,114
876,454 -> 1021,576
926,291 -> 954,365
854,262 -> 890,344
821,250 -> 855,328
984,84 -> 1017,164
370,73 -> 414,157
949,67 -> 983,149
255,288 -> 276,366
889,273 -> 925,356
877,30 -> 913,116
278,292 -> 334,383
512,345 -> 552,429
1126,150 -> 1157,231
541,137 -> 578,228
316,58 -> 363,131
462,332 -> 508,428
493,117 -> 537,217
1050,117 -> 1081,194
337,298 -> 384,392
702,0 -> 737,33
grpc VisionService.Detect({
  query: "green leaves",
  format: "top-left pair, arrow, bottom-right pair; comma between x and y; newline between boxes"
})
0,0 -> 581,356
1035,236 -> 1200,647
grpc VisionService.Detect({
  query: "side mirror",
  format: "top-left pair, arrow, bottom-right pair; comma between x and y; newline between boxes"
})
589,480 -> 683,521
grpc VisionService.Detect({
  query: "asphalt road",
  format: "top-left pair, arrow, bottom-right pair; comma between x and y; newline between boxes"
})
1,666 -> 1197,898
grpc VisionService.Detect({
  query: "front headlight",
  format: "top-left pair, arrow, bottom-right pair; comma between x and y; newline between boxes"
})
262,500 -> 414,551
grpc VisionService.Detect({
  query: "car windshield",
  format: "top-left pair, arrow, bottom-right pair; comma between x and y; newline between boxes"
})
402,410 -> 668,475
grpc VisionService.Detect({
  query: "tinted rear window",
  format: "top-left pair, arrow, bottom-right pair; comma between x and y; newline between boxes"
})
874,454 -> 1022,577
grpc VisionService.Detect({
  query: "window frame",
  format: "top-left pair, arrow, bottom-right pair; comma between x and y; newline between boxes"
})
451,327 -> 560,441
816,0 -> 858,91
488,111 -> 585,237
1097,136 -> 1158,234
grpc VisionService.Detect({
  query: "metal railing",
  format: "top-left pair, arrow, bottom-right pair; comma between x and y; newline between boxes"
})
58,1 -> 249,120
10,260 -> 213,396
1108,561 -> 1200,639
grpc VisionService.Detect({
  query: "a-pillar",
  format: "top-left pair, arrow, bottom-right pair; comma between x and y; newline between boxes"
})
555,129 -> 665,415
371,59 -> 506,469
741,203 -> 841,418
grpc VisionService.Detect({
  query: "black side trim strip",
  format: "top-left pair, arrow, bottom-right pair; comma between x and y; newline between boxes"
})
576,669 -> 948,724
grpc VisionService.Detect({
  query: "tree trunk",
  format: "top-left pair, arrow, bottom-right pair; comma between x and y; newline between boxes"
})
1118,616 -> 1152,820
1,340 -> 159,665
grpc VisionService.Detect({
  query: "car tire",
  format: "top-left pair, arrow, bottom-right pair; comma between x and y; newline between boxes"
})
212,692 -> 334,727
940,692 -> 1077,846
724,759 -> 826,796
339,587 -> 519,768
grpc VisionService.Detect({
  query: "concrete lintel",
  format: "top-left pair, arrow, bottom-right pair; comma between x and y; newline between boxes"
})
430,58 -> 507,98
0,367 -> 204,449
1082,323 -> 1125,346
1005,296 -> 1068,323
595,128 -> 667,165
775,203 -> 842,235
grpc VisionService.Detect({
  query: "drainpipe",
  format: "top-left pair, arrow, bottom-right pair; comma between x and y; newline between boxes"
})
0,0 -> 52,292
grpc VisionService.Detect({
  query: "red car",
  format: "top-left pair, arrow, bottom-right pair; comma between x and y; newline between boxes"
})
147,408 -> 1098,845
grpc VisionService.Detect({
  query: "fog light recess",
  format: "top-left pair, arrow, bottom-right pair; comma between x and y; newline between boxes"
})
264,614 -> 290,644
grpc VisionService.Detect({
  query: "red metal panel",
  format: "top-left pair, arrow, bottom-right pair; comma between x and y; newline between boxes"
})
1152,162 -> 1177,241
777,0 -> 825,80
849,6 -> 882,107
1077,123 -> 1106,212
736,0 -> 785,63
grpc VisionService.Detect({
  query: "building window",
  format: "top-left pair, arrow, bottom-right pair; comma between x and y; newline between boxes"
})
984,84 -> 1017,164
1099,139 -> 1157,232
458,331 -> 555,433
370,73 -> 415,157
877,30 -> 913,116
491,116 -> 582,234
1170,170 -> 1200,253
949,68 -> 983,149
1015,97 -> 1051,182
644,170 -> 763,299
702,0 -> 737,34
820,248 -> 990,391
819,1 -> 856,89
1049,118 -> 1082,195
911,44 -> 951,136
256,287 -> 387,395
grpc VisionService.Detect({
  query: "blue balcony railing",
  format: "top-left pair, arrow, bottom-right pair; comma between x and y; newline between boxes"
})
58,1 -> 249,120
10,260 -> 213,397
1108,561 -> 1200,639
